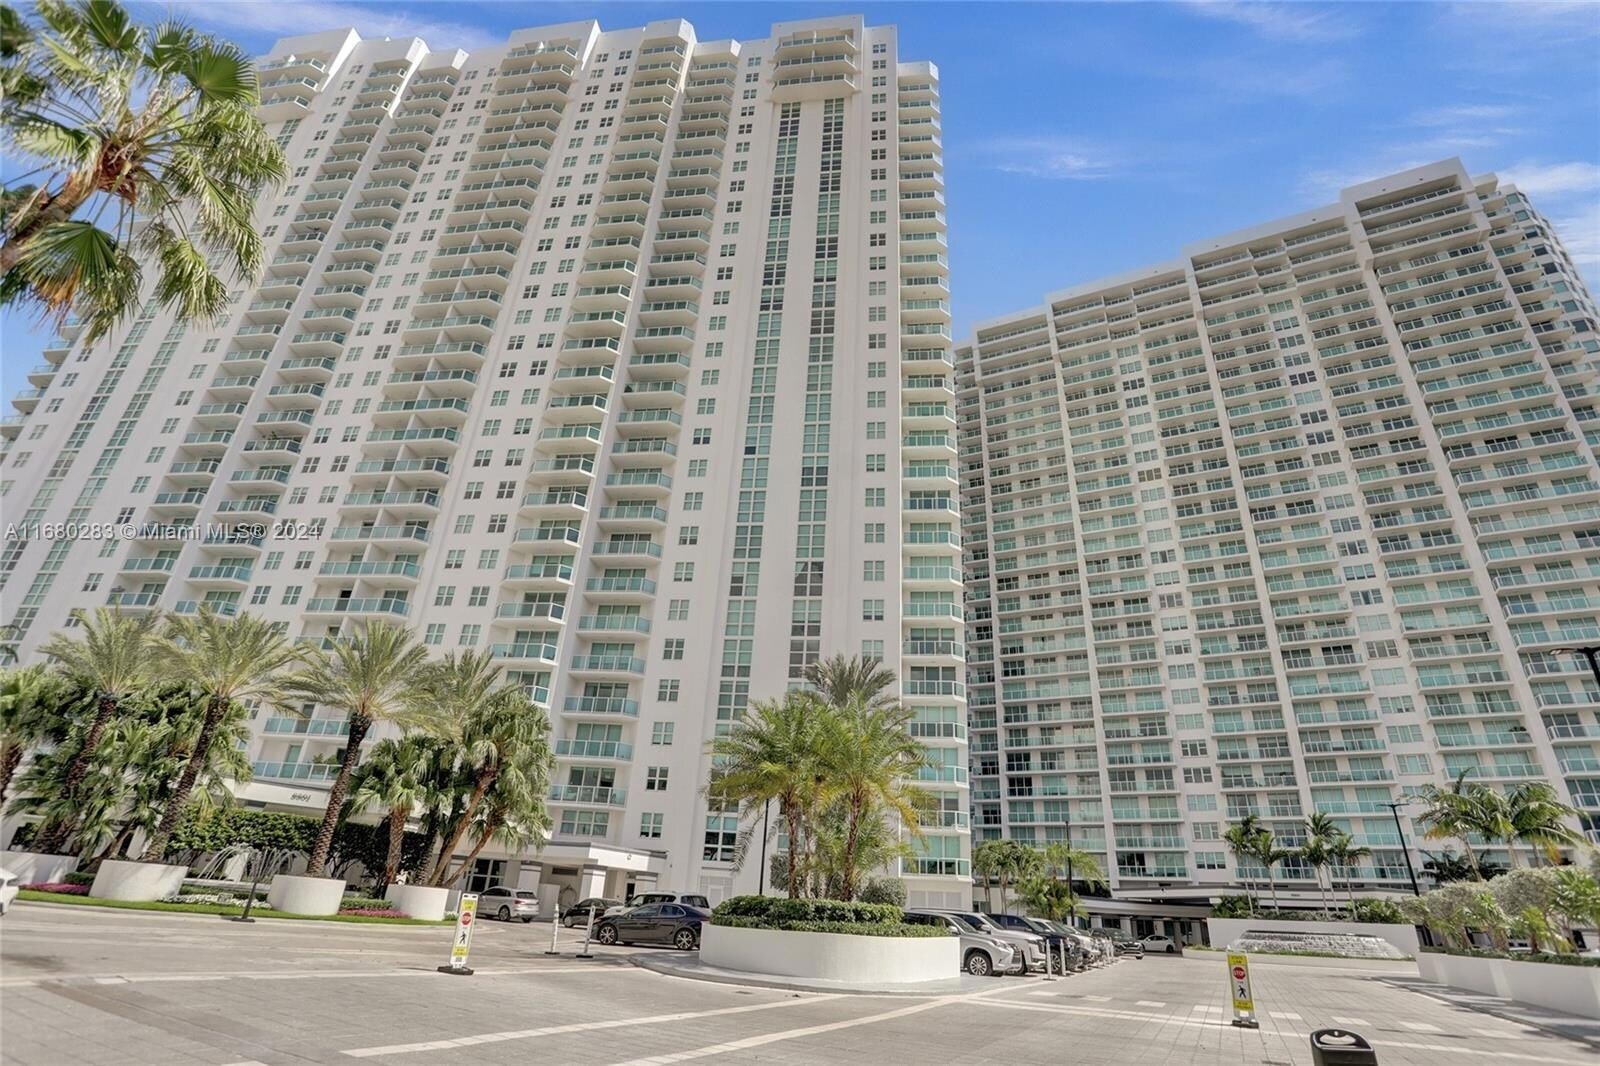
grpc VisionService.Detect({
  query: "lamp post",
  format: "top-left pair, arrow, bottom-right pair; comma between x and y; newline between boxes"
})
757,798 -> 771,895
1383,798 -> 1421,897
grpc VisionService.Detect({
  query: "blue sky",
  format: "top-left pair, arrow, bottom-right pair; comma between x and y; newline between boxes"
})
3,0 -> 1598,386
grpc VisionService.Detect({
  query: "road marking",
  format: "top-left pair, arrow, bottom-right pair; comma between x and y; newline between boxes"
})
601,983 -> 1024,1066
342,996 -> 833,1058
1332,1016 -> 1371,1027
3,964 -> 629,989
604,999 -> 948,1066
967,1001 -> 1584,1064
1270,1011 -> 1303,1020
1084,994 -> 1111,1002
1136,1000 -> 1166,1007
1403,1021 -> 1444,1033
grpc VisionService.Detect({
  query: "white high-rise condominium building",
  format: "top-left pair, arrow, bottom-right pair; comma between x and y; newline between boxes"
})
0,16 -> 967,907
959,159 -> 1600,905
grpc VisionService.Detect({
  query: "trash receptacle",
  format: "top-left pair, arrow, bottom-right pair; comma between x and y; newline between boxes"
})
1309,1029 -> 1377,1066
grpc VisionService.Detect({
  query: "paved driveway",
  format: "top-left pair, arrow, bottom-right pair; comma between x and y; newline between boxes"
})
0,902 -> 1589,1065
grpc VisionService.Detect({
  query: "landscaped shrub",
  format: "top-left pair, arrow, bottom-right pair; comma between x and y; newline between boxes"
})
1422,945 -> 1600,967
339,907 -> 407,918
62,871 -> 95,888
712,915 -> 948,938
712,895 -> 902,925
24,882 -> 88,895
1208,897 -> 1411,924
857,877 -> 907,907
1353,898 -> 1406,924
339,896 -> 390,911
709,894 -> 940,937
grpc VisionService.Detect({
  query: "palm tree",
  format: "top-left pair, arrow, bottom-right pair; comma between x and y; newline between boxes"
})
420,656 -> 547,886
1300,812 -> 1340,913
287,621 -> 433,878
1224,814 -> 1267,913
977,838 -> 1039,914
707,690 -> 833,898
972,839 -> 1001,910
1552,867 -> 1600,947
1417,771 -> 1489,880
141,610 -> 301,862
0,0 -> 286,342
803,652 -> 899,712
1257,837 -> 1293,911
1505,782 -> 1588,864
0,664 -> 64,802
1327,832 -> 1372,918
814,684 -> 930,900
437,734 -> 554,887
1041,840 -> 1107,895
34,606 -> 158,852
345,736 -> 433,890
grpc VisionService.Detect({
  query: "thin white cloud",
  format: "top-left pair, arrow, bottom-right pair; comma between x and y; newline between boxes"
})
1551,202 -> 1600,271
151,1 -> 503,53
1408,104 -> 1521,127
1497,160 -> 1600,199
1182,1 -> 1362,42
979,137 -> 1123,181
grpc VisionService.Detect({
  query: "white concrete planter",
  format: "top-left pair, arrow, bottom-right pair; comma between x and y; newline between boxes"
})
89,859 -> 187,902
2,851 -> 79,886
700,923 -> 959,984
1418,951 -> 1600,1018
266,874 -> 347,916
1208,917 -> 1420,956
385,884 -> 448,921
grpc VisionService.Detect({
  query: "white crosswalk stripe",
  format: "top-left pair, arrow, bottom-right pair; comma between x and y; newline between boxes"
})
1331,1016 -> 1371,1027
1403,1021 -> 1444,1033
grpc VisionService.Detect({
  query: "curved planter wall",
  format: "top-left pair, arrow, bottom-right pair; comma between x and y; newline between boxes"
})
267,874 -> 346,916
700,924 -> 958,984
385,884 -> 449,921
1418,952 -> 1600,1018
90,859 -> 186,902
3,851 -> 79,886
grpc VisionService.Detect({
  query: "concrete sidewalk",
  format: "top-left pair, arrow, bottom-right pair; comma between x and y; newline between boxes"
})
1384,975 -> 1600,1048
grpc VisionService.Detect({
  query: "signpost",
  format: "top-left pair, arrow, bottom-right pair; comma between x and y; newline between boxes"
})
438,893 -> 479,976
1227,952 -> 1258,1028
575,902 -> 598,960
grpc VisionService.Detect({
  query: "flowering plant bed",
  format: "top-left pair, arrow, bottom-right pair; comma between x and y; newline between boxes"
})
23,882 -> 89,895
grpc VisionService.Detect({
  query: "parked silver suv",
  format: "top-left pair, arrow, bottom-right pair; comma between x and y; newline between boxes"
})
903,910 -> 1020,976
936,910 -> 1048,972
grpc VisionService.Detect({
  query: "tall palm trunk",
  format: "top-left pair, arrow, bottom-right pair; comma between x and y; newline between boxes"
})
0,179 -> 93,274
142,695 -> 227,862
383,807 -> 408,887
1265,865 -> 1278,910
784,798 -> 802,899
446,814 -> 503,885
0,743 -> 24,803
35,693 -> 119,854
1461,836 -> 1483,880
428,766 -> 494,885
840,789 -> 866,901
306,713 -> 371,877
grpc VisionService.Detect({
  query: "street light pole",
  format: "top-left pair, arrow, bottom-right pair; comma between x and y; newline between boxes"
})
1384,798 -> 1421,897
757,798 -> 771,895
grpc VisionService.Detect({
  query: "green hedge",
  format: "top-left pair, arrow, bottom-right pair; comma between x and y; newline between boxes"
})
712,915 -> 948,938
712,895 -> 903,925
1422,946 -> 1600,967
709,895 -> 943,938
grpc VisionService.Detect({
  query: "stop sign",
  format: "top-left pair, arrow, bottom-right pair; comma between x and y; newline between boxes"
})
1232,965 -> 1246,980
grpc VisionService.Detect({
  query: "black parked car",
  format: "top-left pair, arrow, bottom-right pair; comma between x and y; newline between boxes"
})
594,903 -> 710,950
562,897 -> 623,927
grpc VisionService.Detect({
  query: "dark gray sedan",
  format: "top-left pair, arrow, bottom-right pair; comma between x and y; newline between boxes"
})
594,903 -> 709,950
